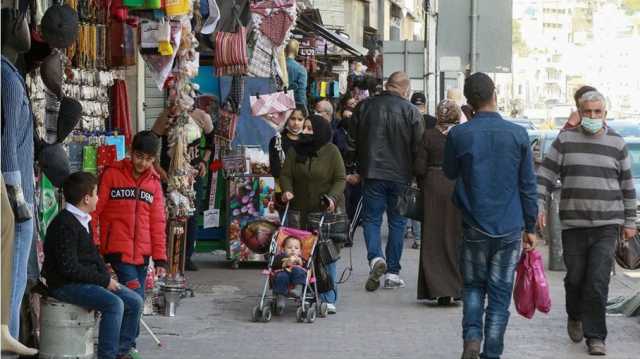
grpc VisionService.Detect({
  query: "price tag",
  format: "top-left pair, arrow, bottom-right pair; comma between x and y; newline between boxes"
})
203,209 -> 220,228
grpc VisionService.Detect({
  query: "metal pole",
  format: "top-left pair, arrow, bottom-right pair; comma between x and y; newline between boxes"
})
470,0 -> 479,73
424,3 -> 429,96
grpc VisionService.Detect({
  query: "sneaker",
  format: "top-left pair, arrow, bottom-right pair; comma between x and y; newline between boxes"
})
383,273 -> 406,289
460,340 -> 481,359
118,349 -> 142,359
326,303 -> 337,314
365,257 -> 387,292
568,319 -> 584,343
185,260 -> 199,271
587,339 -> 606,356
290,284 -> 303,298
275,294 -> 286,314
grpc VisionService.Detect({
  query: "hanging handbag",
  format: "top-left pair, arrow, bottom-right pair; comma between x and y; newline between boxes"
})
307,212 -> 349,245
213,7 -> 249,77
316,235 -> 340,265
250,90 -> 296,117
107,21 -> 137,67
313,253 -> 335,293
615,233 -> 640,270
215,100 -> 239,141
396,185 -> 423,222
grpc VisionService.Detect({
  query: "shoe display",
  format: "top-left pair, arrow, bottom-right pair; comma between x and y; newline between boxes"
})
365,257 -> 387,292
587,339 -> 606,356
185,260 -> 199,271
568,319 -> 584,343
383,273 -> 406,289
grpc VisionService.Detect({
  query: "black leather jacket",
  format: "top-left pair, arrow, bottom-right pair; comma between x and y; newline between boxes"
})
347,91 -> 425,184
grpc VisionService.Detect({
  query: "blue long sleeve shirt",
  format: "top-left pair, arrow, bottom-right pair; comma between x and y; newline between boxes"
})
286,58 -> 307,108
1,56 -> 35,204
443,111 -> 538,236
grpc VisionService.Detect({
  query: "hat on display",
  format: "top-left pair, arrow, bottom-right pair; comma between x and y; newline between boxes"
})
410,92 -> 426,106
56,97 -> 82,143
40,51 -> 63,97
200,0 -> 220,35
41,4 -> 79,49
38,143 -> 71,188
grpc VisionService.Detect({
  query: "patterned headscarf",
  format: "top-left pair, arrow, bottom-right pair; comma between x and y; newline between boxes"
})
436,99 -> 461,134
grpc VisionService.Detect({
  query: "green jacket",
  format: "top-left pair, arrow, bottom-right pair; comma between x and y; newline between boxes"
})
280,143 -> 346,226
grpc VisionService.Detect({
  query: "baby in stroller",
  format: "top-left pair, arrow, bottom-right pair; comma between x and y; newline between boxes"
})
273,236 -> 307,313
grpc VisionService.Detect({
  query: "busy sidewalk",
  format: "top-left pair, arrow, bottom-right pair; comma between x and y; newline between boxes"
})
136,233 -> 640,359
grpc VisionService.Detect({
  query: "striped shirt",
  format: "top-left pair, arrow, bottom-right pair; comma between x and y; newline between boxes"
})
1,56 -> 35,205
537,127 -> 637,229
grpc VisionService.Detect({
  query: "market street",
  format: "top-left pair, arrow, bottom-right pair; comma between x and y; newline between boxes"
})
137,233 -> 640,359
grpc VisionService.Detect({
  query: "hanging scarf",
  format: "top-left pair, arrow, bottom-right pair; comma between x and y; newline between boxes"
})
294,115 -> 332,163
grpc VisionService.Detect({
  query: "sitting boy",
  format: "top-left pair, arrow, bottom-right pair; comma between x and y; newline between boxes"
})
273,236 -> 307,314
42,172 -> 143,359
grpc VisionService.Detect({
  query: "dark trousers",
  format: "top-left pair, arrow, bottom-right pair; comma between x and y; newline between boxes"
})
562,225 -> 618,341
186,214 -> 198,261
273,267 -> 307,295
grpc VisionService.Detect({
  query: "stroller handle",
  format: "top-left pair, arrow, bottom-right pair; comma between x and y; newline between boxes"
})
280,202 -> 290,226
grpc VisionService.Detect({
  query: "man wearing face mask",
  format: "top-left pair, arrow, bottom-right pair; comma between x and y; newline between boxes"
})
537,90 -> 637,356
347,71 -> 424,291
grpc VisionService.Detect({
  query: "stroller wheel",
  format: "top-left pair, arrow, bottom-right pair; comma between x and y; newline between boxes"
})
318,302 -> 329,318
251,305 -> 261,322
261,306 -> 272,322
306,304 -> 317,323
296,306 -> 304,322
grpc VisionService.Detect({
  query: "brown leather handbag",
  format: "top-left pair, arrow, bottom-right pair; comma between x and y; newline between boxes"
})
615,232 -> 640,270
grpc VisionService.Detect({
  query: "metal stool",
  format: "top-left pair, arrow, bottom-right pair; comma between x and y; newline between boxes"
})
39,296 -> 96,359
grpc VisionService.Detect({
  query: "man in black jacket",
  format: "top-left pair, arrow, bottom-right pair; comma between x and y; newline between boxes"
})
42,172 -> 143,359
347,71 -> 425,291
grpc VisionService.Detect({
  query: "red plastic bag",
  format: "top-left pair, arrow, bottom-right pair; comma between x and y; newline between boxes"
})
514,249 -> 551,319
514,251 -> 536,319
530,250 -> 551,313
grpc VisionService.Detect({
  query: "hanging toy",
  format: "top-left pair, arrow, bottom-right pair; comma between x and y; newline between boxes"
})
157,20 -> 174,56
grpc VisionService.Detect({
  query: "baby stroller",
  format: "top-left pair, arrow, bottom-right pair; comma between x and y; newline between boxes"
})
251,204 -> 329,323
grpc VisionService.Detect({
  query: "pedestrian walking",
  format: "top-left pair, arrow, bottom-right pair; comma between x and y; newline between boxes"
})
347,71 -> 424,291
280,115 -> 346,314
537,90 -> 637,356
415,99 -> 463,305
443,73 -> 538,359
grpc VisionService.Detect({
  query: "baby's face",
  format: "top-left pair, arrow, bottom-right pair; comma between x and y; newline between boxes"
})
284,240 -> 301,256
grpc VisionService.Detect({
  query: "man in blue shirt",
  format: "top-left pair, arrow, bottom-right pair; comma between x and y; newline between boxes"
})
443,73 -> 537,359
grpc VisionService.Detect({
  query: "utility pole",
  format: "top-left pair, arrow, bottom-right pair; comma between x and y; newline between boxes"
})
424,1 -> 430,96
470,0 -> 479,73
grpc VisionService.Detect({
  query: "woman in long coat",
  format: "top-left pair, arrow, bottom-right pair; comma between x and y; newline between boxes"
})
415,99 -> 463,305
280,115 -> 346,314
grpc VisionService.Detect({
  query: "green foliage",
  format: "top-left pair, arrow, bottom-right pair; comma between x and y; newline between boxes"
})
513,20 -> 529,57
623,0 -> 640,13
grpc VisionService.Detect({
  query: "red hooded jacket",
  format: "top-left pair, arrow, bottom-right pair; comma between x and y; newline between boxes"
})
92,159 -> 167,266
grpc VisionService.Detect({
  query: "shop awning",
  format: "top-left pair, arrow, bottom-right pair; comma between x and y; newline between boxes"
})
295,14 -> 367,57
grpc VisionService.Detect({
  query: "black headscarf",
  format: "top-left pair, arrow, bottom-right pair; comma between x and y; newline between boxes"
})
294,115 -> 333,163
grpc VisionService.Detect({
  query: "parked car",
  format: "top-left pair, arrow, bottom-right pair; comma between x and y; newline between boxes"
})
528,129 -> 559,168
608,119 -> 640,137
506,117 -> 537,130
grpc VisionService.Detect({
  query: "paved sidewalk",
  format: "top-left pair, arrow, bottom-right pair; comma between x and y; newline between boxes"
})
138,234 -> 640,359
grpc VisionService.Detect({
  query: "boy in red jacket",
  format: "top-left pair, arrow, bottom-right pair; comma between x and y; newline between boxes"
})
93,130 -> 167,300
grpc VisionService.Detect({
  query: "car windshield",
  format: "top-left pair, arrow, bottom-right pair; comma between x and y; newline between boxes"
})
629,143 -> 640,178
609,122 -> 640,137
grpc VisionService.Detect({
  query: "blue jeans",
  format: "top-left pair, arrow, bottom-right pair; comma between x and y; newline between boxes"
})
111,262 -> 147,345
319,261 -> 338,304
407,219 -> 421,239
460,225 -> 522,359
361,179 -> 408,274
273,267 -> 307,295
50,283 -> 143,359
9,209 -> 33,337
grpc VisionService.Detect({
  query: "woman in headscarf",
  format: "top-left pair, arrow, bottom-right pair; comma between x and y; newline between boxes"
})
414,99 -> 463,305
280,115 -> 346,314
268,108 -> 306,180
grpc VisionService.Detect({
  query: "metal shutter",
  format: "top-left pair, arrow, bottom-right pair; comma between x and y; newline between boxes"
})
143,67 -> 167,130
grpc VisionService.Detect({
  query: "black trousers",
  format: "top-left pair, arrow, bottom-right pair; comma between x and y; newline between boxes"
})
562,225 -> 618,340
